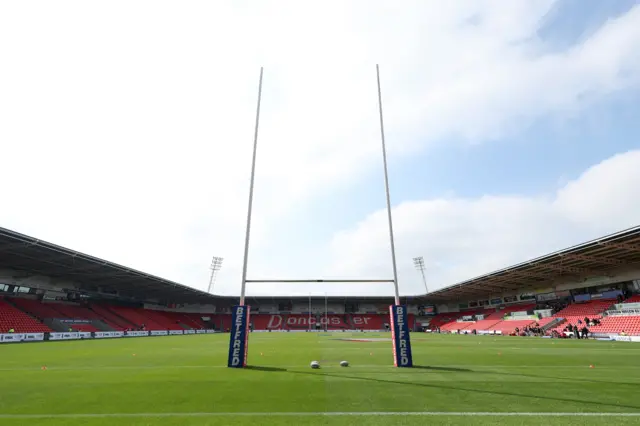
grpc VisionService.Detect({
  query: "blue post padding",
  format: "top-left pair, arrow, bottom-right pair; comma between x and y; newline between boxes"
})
227,305 -> 251,368
389,305 -> 413,367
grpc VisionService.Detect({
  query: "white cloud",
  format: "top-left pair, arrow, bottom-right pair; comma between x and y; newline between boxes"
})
0,1 -> 639,297
326,150 -> 640,296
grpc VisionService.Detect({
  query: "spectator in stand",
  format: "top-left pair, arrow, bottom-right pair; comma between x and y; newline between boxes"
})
8,328 -> 14,333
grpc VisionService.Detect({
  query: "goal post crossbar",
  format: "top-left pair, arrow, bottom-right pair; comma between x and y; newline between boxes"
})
245,279 -> 395,283
227,66 -> 413,369
238,65 -> 401,307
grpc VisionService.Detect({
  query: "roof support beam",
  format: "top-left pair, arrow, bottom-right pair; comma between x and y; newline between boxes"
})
507,270 -> 555,279
561,253 -> 627,265
477,283 -> 513,291
598,241 -> 640,252
490,275 -> 531,285
529,262 -> 592,274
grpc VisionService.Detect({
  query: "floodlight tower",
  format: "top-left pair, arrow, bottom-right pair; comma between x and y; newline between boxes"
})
207,256 -> 224,293
413,256 -> 429,294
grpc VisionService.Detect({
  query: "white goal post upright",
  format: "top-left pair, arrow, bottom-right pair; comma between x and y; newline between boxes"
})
227,66 -> 413,369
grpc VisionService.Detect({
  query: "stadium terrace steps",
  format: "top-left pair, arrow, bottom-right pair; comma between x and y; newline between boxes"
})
150,310 -> 208,330
175,312 -> 209,329
106,306 -> 168,330
10,297 -> 66,319
135,308 -> 184,330
48,303 -> 103,320
536,316 -> 560,330
0,297 -> 52,333
624,295 -> 640,304
89,305 -> 134,330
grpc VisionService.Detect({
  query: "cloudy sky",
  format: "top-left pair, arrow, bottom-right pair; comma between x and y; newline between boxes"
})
1,0 -> 640,298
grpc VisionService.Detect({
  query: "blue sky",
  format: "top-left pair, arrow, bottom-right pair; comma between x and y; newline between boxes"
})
1,0 -> 639,298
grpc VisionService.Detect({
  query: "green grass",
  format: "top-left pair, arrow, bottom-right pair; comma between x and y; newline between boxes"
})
1,333 -> 640,425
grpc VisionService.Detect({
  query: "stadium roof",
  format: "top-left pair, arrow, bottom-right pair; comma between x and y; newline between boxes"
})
0,227 -> 227,304
426,225 -> 640,303
0,226 -> 424,305
1,224 -> 639,306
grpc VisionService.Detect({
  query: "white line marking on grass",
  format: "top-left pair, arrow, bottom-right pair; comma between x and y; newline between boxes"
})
0,412 -> 639,419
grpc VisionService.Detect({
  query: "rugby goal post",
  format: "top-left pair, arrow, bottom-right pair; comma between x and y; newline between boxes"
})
227,66 -> 413,369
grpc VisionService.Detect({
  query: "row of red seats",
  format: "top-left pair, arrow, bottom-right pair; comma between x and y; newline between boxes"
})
548,299 -> 616,334
0,297 -> 51,333
589,316 -> 640,335
428,303 -> 536,329
438,315 -> 557,335
624,295 -> 640,304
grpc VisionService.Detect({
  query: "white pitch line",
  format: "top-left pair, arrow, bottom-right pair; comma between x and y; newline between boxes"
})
0,412 -> 639,419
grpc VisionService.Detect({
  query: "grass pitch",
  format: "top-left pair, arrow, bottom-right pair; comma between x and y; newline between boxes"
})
1,333 -> 640,425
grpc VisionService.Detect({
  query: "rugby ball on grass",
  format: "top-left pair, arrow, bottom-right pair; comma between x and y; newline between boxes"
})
310,361 -> 320,369
340,360 -> 349,367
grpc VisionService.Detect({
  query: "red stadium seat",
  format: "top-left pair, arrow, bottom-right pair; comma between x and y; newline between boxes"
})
0,297 -> 52,333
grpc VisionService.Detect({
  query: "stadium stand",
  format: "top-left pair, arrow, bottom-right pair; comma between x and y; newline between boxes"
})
1,225 -> 640,344
489,319 -> 536,335
103,305 -> 176,330
465,319 -> 501,330
440,320 -> 473,332
0,297 -> 51,333
624,295 -> 640,303
88,305 -> 131,330
589,316 -> 640,336
10,297 -> 65,319
548,299 -> 616,334
482,303 -> 536,320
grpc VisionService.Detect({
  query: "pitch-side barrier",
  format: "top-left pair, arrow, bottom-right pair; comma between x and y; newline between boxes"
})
0,329 -> 219,344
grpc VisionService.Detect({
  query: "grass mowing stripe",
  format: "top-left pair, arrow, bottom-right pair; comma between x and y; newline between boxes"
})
0,412 -> 640,418
0,364 -> 637,371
